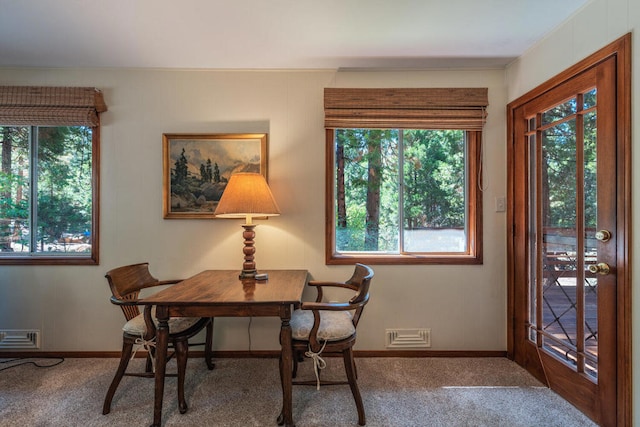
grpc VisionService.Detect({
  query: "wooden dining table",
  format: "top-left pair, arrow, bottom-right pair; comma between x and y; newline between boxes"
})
140,269 -> 309,427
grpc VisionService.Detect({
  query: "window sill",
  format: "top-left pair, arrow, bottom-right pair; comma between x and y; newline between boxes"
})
0,255 -> 98,266
327,252 -> 483,265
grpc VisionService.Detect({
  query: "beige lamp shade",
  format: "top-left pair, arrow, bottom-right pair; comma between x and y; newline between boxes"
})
214,173 -> 280,223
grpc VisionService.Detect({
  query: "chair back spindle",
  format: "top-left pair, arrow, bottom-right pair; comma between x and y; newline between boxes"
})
348,263 -> 374,326
105,262 -> 159,321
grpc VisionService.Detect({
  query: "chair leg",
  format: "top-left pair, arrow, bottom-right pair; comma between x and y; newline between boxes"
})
354,357 -> 358,379
343,347 -> 365,426
205,318 -> 215,370
175,339 -> 189,414
103,339 -> 134,415
292,349 -> 306,378
292,350 -> 299,378
145,349 -> 154,373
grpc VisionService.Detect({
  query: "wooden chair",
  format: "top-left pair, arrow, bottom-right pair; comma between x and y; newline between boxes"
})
102,262 -> 214,415
286,263 -> 374,426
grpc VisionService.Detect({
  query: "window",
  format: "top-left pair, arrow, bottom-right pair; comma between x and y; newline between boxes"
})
0,86 -> 106,265
324,88 -> 486,264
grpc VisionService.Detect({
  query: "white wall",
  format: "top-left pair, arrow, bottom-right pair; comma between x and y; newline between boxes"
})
0,68 -> 508,353
505,0 -> 638,423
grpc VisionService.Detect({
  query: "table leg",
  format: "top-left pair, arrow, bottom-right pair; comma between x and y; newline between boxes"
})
152,307 -> 169,427
278,317 -> 295,427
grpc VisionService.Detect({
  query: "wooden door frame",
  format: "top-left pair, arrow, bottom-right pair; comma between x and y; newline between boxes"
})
506,33 -> 631,425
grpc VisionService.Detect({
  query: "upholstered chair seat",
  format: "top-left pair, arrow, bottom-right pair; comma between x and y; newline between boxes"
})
123,309 -> 202,336
290,310 -> 355,342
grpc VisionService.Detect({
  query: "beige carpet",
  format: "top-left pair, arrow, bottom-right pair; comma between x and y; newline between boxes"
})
0,356 -> 596,426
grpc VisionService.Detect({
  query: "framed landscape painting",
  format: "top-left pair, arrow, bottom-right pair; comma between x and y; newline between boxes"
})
162,133 -> 268,219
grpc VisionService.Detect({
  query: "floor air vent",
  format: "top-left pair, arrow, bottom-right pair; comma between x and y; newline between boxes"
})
385,328 -> 431,349
0,330 -> 40,349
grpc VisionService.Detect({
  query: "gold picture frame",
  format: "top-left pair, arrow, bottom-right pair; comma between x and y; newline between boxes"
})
162,133 -> 268,219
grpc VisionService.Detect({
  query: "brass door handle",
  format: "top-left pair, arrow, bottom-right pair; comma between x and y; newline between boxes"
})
595,230 -> 611,242
588,262 -> 611,275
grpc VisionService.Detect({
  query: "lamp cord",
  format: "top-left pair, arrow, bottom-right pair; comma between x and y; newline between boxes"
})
478,106 -> 488,192
248,316 -> 252,352
0,357 -> 64,372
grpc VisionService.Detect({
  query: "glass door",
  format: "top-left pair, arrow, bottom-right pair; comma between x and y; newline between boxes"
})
510,55 -> 618,426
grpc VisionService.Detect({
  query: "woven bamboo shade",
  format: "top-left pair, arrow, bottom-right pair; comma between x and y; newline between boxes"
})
324,88 -> 488,130
0,86 -> 107,126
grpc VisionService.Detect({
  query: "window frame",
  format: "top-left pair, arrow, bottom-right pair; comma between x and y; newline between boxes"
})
325,128 -> 483,265
0,125 -> 100,265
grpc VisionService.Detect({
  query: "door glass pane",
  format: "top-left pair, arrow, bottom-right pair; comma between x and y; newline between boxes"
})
583,88 -> 597,110
541,116 -> 579,366
530,90 -> 599,380
542,98 -> 577,125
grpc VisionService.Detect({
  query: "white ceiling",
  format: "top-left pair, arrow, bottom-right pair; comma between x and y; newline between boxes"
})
0,0 -> 590,70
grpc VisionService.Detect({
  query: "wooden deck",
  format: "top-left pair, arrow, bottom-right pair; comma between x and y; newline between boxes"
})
535,233 -> 599,377
540,276 -> 598,377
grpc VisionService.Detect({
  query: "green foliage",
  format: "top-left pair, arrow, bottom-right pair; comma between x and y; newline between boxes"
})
0,125 -> 92,253
37,193 -> 90,249
541,90 -> 598,230
336,129 -> 399,252
403,130 -> 465,229
0,170 -> 28,219
335,128 -> 464,252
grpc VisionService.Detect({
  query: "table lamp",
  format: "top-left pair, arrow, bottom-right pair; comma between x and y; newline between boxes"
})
214,172 -> 280,278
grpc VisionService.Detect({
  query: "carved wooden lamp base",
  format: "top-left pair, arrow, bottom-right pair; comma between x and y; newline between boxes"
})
240,224 -> 257,279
